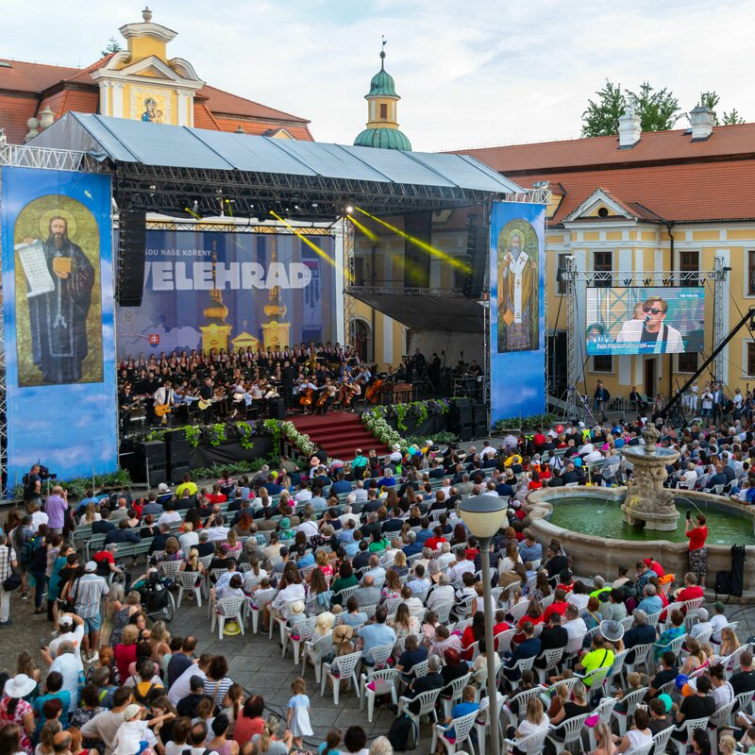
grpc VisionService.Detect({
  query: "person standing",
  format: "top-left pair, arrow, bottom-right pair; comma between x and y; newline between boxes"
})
0,534 -> 17,627
45,488 -> 68,536
686,512 -> 708,586
70,562 -> 110,663
594,381 -> 610,419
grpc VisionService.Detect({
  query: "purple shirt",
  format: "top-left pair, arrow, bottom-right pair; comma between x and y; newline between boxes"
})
45,494 -> 68,529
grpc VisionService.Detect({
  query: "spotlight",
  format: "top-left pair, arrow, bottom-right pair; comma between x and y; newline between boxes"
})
345,205 -> 354,215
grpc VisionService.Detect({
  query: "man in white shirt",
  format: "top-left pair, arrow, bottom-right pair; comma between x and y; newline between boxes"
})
44,613 -> 86,663
204,514 -> 229,542
563,604 -> 588,653
689,608 -> 713,641
481,441 -> 497,459
426,574 -> 455,609
157,505 -> 181,528
364,556 -> 386,586
437,543 -> 456,570
50,640 -> 83,712
294,485 -> 312,503
339,501 -> 361,526
352,482 -> 368,504
168,654 -> 211,706
448,552 -> 476,589
710,602 -> 729,643
297,512 -> 319,539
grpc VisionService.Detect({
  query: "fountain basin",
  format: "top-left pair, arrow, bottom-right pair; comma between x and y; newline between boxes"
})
524,487 -> 755,601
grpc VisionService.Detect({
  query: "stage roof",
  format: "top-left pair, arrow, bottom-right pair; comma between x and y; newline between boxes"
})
30,114 -> 526,219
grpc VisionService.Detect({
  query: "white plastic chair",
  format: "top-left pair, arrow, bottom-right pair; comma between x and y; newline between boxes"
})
625,642 -> 655,675
473,692 -> 506,751
434,600 -> 455,624
670,716 -> 710,755
175,570 -> 203,607
321,650 -> 362,704
398,687 -> 440,745
535,647 -> 564,683
504,727 -> 548,755
440,672 -> 473,718
588,697 -> 618,749
501,686 -> 544,729
652,726 -> 674,755
453,595 -> 476,620
158,560 -> 183,579
249,587 -> 276,633
495,628 -> 517,655
359,668 -> 399,723
546,711 -> 591,755
502,655 -> 536,688
623,742 -> 653,755
611,687 -> 649,735
284,615 -> 317,664
211,596 -> 246,639
431,709 -> 478,755
301,632 -> 333,684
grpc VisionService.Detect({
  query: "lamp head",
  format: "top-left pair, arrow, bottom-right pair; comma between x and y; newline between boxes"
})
458,494 -> 508,539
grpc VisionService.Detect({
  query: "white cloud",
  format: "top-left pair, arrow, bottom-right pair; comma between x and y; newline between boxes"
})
2,0 -> 754,151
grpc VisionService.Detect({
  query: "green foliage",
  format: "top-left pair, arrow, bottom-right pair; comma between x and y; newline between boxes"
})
192,456 -> 278,481
100,37 -> 122,57
404,431 -> 458,446
237,423 -> 255,451
492,413 -> 559,433
582,80 -> 682,136
581,80 -> 627,137
13,468 -> 134,501
184,426 -> 202,448
722,109 -> 745,125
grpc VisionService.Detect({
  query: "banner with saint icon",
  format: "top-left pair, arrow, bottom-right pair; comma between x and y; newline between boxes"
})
489,201 -> 546,423
1,166 -> 118,486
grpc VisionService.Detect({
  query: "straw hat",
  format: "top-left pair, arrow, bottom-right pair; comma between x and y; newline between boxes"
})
333,624 -> 354,643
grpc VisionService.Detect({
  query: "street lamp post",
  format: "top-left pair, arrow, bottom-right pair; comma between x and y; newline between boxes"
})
458,494 -> 508,755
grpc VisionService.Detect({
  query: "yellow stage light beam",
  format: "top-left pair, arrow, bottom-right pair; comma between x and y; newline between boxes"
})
269,210 -> 353,283
346,214 -> 379,242
354,206 -> 471,273
184,206 -> 201,219
224,198 -> 234,218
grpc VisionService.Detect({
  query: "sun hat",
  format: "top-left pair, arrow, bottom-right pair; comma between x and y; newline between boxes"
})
223,621 -> 241,636
85,561 -> 97,573
279,517 -> 291,530
333,624 -> 354,643
157,483 -> 169,493
600,619 -> 625,643
289,601 -> 305,615
123,704 -> 143,721
4,674 -> 36,699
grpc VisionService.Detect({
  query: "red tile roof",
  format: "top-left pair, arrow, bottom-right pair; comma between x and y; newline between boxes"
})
192,102 -> 221,131
454,124 -> 755,224
454,123 -> 755,174
0,93 -> 38,143
197,84 -> 310,125
0,59 -> 82,93
514,160 -> 755,224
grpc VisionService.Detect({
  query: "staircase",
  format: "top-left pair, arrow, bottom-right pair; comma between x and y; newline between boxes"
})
289,411 -> 391,460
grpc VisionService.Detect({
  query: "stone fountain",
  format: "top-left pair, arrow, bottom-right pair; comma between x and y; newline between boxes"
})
620,423 -> 681,531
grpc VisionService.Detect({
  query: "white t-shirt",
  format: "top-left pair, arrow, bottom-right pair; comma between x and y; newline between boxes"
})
168,665 -> 206,706
49,624 -> 85,662
157,511 -> 182,527
113,719 -> 156,755
50,652 -> 83,712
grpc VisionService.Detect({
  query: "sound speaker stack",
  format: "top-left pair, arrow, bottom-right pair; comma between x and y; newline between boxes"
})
462,214 -> 488,300
450,398 -> 474,441
165,431 -> 192,484
117,208 -> 147,307
134,441 -> 167,485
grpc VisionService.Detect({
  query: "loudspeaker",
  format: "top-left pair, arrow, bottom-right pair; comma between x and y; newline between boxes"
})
449,399 -> 473,435
117,208 -> 146,307
463,214 -> 488,300
473,403 -> 488,436
168,440 -> 191,465
458,427 -> 473,442
268,398 -> 286,420
170,465 -> 191,485
139,441 -> 166,468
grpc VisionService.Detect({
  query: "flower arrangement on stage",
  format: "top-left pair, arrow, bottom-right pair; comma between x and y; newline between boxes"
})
363,398 -> 452,432
277,421 -> 316,457
362,410 -> 405,451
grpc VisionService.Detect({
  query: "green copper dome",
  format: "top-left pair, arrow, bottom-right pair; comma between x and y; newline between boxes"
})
354,127 -> 412,151
367,53 -> 399,98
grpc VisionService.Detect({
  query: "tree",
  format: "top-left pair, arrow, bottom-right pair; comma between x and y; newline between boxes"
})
626,82 -> 682,132
582,80 -> 682,136
100,37 -> 122,57
581,80 -> 627,138
722,109 -> 745,125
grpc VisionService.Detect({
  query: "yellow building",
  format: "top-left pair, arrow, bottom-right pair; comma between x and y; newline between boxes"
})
460,110 -> 755,408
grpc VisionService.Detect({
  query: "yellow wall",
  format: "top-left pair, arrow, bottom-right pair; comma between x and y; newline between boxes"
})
547,220 -> 755,403
127,36 -> 167,64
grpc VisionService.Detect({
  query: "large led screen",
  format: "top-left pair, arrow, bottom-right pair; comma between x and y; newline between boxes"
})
586,287 -> 705,356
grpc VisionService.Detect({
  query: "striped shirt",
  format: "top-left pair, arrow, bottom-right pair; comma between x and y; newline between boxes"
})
0,545 -> 16,582
71,574 -> 109,618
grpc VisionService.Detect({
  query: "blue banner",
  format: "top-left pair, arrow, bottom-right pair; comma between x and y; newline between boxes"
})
115,230 -> 337,359
490,201 -> 547,423
1,166 -> 117,486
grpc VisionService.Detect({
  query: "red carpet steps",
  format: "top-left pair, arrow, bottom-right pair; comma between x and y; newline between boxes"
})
289,411 -> 391,460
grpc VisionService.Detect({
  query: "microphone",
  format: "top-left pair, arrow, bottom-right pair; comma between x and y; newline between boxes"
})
643,315 -> 651,323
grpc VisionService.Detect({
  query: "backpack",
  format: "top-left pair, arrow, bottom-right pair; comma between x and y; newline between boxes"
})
386,713 -> 414,751
132,682 -> 157,705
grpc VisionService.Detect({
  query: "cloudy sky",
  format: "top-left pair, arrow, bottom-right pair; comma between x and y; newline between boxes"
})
4,0 -> 752,152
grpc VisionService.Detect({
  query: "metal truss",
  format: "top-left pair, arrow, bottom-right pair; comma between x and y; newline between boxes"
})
114,162 -> 547,221
145,220 -> 336,235
0,142 -> 96,173
343,219 -> 356,349
561,263 -> 729,418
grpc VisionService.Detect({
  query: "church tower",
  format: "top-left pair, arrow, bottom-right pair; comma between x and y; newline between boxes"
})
354,39 -> 411,151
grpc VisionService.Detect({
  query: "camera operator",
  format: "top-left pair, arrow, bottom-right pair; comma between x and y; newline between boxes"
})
22,464 -> 42,506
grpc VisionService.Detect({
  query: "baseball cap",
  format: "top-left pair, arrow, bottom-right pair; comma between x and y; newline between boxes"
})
59,615 -> 73,628
123,704 -> 142,721
85,561 -> 97,573
713,602 -> 726,612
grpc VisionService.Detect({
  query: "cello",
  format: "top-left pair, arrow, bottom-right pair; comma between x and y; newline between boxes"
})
299,386 -> 314,407
366,378 -> 385,404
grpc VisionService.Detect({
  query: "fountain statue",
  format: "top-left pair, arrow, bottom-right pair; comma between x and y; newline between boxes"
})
620,423 -> 681,531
